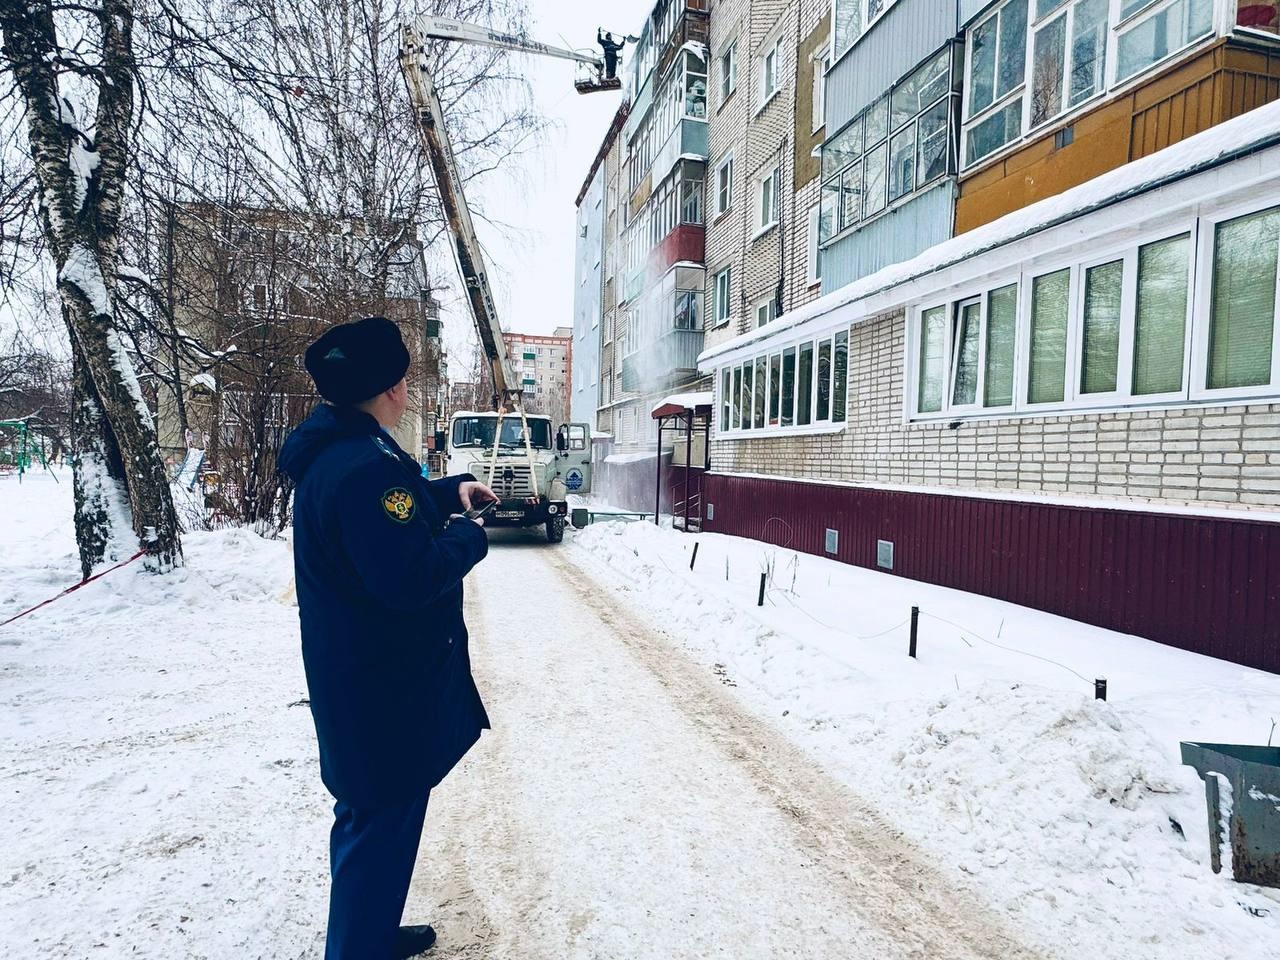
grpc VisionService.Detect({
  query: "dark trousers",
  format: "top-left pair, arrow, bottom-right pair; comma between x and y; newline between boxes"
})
325,791 -> 431,960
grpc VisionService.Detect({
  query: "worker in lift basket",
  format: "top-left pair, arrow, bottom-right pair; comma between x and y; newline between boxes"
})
279,316 -> 497,959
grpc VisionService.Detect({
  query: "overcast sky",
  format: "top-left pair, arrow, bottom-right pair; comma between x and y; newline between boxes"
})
443,0 -> 654,365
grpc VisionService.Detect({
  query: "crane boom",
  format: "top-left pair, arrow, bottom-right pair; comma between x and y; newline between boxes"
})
414,15 -> 603,70
400,22 -> 515,399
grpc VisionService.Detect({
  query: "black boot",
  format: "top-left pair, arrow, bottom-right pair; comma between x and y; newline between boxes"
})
393,924 -> 437,958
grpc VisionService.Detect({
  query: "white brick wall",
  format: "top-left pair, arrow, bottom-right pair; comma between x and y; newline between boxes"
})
705,0 -> 830,353
710,310 -> 1280,511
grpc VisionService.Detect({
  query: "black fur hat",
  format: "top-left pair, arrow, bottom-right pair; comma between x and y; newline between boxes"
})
304,316 -> 411,406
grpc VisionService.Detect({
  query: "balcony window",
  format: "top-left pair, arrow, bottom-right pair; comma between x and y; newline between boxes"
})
965,0 -> 1221,168
716,331 -> 849,435
907,221 -> 1254,420
1207,207 -> 1279,390
674,290 -> 700,330
680,176 -> 703,224
834,0 -> 901,58
684,51 -> 708,119
1116,0 -> 1214,82
965,0 -> 1028,164
820,46 -> 956,244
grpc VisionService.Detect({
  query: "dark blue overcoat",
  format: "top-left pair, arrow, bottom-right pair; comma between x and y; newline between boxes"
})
280,404 -> 490,810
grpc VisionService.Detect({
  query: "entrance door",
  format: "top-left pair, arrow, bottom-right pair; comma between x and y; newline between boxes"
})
555,422 -> 592,495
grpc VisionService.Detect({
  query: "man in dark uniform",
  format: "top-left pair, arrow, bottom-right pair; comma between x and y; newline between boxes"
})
597,29 -> 624,79
279,316 -> 496,959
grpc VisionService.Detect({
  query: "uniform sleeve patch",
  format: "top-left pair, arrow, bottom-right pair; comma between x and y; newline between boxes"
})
381,487 -> 416,523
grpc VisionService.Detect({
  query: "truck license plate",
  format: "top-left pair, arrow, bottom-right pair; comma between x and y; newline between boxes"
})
495,510 -> 524,519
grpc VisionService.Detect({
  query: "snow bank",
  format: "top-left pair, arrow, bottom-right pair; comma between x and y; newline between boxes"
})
566,519 -> 1280,958
0,471 -> 324,957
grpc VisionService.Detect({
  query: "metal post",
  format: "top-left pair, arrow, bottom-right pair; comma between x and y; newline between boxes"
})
909,606 -> 919,659
683,411 -> 692,533
654,419 -> 662,526
689,542 -> 699,570
758,572 -> 766,607
1095,678 -> 1107,701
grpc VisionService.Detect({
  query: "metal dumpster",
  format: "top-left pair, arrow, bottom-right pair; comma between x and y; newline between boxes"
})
1180,741 -> 1280,887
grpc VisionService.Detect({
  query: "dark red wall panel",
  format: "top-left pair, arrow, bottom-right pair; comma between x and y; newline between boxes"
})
594,455 -> 703,516
702,473 -> 1280,674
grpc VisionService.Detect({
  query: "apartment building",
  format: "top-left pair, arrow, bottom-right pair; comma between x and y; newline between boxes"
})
573,104 -> 630,431
504,329 -> 573,426
704,0 -> 830,355
694,0 -> 1280,673
157,203 -> 438,465
596,0 -> 712,451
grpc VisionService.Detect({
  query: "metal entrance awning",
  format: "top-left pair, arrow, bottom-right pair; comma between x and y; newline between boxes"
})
650,391 -> 713,420
650,391 -> 713,532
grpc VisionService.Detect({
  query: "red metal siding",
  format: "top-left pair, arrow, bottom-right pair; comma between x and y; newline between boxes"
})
702,474 -> 1280,674
652,224 -> 705,274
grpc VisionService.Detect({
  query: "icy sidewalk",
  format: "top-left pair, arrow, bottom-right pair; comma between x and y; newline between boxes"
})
564,518 -> 1280,960
0,470 -> 327,958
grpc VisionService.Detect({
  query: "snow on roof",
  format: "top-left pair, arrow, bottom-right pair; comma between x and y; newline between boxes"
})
700,98 -> 1280,366
189,372 -> 216,392
651,391 -> 713,415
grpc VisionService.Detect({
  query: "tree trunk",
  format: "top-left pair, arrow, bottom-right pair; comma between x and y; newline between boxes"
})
69,346 -> 127,578
0,0 -> 181,573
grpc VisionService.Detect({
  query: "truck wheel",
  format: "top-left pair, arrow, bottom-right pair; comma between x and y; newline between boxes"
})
545,516 -> 565,543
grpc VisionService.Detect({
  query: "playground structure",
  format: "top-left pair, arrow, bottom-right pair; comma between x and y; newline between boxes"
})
0,419 -> 54,480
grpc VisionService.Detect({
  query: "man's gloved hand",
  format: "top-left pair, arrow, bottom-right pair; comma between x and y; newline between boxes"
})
458,480 -> 498,512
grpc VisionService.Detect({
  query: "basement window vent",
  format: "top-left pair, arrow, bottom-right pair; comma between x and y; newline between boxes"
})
825,528 -> 839,555
877,539 -> 894,570
706,503 -> 715,521
1054,125 -> 1074,150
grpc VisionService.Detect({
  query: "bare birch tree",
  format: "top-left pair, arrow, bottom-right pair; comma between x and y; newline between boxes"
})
0,1 -> 181,575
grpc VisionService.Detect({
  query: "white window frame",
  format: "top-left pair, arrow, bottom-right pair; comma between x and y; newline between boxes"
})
715,153 -> 734,216
720,40 -> 738,105
713,265 -> 733,327
907,218 -> 1206,421
1190,200 -> 1280,402
758,30 -> 784,112
754,164 -> 781,236
755,295 -> 777,328
716,329 -> 850,438
961,0 -> 1222,172
834,0 -> 904,59
812,45 -> 830,134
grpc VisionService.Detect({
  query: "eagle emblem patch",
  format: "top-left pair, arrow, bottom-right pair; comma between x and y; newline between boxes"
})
381,487 -> 416,523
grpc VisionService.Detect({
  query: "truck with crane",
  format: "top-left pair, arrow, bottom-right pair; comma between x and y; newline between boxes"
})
399,17 -> 620,541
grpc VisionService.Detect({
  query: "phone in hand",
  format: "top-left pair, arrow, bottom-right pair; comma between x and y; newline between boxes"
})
464,500 -> 498,521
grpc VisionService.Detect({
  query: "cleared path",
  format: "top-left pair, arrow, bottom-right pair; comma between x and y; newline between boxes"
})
409,532 -> 1044,960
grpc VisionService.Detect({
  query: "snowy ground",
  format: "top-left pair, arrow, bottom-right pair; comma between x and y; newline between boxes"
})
563,512 -> 1280,959
1,469 -> 1277,958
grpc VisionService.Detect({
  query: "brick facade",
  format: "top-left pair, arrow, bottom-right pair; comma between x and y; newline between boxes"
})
705,0 -> 830,355
711,310 -> 1280,512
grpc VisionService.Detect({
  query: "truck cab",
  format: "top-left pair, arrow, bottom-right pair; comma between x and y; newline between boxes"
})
445,411 -> 592,542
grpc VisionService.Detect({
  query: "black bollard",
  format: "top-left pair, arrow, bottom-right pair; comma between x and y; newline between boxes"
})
1095,678 -> 1107,701
909,606 -> 919,659
690,542 -> 699,570
758,572 -> 766,607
